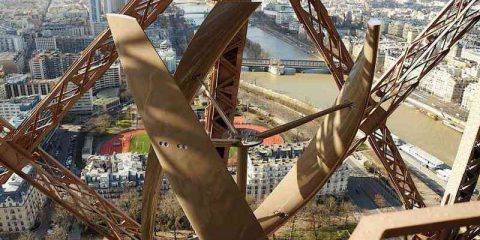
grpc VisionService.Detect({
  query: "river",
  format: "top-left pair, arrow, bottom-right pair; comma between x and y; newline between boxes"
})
177,1 -> 462,166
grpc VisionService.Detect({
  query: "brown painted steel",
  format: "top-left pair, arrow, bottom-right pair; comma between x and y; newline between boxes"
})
205,24 -> 248,162
255,102 -> 353,139
253,22 -> 380,234
113,2 -> 258,239
10,0 -> 172,151
0,141 -> 141,239
0,1 -> 171,239
349,201 -> 480,240
174,2 -> 259,102
141,147 -> 163,240
292,0 -> 480,211
107,13 -> 266,240
440,88 -> 480,238
289,0 -> 353,88
289,0 -> 425,210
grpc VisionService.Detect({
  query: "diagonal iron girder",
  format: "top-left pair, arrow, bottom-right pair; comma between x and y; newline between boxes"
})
290,0 -> 479,210
204,24 -> 248,162
0,0 -> 173,238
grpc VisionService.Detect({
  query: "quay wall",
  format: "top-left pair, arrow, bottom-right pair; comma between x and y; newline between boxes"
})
240,81 -> 319,115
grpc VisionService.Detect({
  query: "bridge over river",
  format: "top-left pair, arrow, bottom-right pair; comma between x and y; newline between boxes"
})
242,58 -> 329,71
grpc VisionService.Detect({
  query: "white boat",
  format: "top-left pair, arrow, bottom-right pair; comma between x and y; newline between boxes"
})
442,120 -> 464,133
268,65 -> 285,75
399,143 -> 445,169
436,168 -> 451,181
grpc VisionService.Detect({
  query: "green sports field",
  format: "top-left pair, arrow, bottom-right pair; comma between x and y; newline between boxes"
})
128,133 -> 150,154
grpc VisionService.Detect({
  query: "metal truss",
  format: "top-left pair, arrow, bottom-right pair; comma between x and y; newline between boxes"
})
6,0 -> 171,151
205,24 -> 248,161
289,0 -> 353,88
289,0 -> 425,209
0,141 -> 141,239
291,0 -> 480,210
0,0 -> 172,238
0,0 -> 476,237
350,200 -> 480,240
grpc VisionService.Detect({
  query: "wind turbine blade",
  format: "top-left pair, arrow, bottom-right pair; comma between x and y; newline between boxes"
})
255,102 -> 353,140
107,14 -> 266,240
254,20 -> 381,234
174,1 -> 260,101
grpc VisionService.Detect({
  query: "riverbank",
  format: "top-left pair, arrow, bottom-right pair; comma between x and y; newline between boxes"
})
251,23 -> 320,59
240,72 -> 462,165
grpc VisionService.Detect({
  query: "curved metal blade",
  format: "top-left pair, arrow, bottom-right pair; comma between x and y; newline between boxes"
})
107,14 -> 266,240
174,1 -> 260,101
141,147 -> 162,240
254,20 -> 381,234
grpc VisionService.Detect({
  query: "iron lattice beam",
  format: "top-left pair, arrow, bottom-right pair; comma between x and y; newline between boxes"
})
291,0 -> 479,210
205,24 -> 248,161
7,0 -> 171,151
0,141 -> 141,239
0,0 -> 173,238
289,0 -> 425,209
290,0 -> 353,88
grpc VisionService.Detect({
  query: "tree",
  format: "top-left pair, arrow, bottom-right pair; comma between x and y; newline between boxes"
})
17,233 -> 35,240
46,226 -> 68,240
323,196 -> 338,225
288,215 -> 297,240
117,188 -> 142,221
157,191 -> 189,239
373,193 -> 387,208
83,114 -> 112,134
304,200 -> 325,240
52,204 -> 75,232
339,200 -> 354,226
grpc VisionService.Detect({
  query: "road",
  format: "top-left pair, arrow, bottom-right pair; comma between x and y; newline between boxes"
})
399,148 -> 447,205
36,124 -> 83,239
345,157 -> 402,215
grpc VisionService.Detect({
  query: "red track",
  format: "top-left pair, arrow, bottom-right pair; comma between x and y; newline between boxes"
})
99,129 -> 146,155
99,116 -> 283,155
234,116 -> 283,145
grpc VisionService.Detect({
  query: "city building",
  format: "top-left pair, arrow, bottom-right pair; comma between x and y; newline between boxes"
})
91,21 -> 108,37
68,82 -> 94,114
94,63 -> 122,92
5,75 -> 93,114
35,36 -> 93,53
34,37 -> 57,52
0,34 -> 24,52
0,52 -> 25,74
4,74 -> 56,99
461,82 -> 479,110
104,0 -> 127,14
40,23 -> 89,37
246,142 -> 353,201
89,0 -> 103,24
156,41 -> 177,73
0,95 -> 41,121
93,96 -> 120,112
0,166 -> 46,234
29,51 -> 78,80
387,21 -> 404,38
420,65 -> 477,104
81,152 -> 169,199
